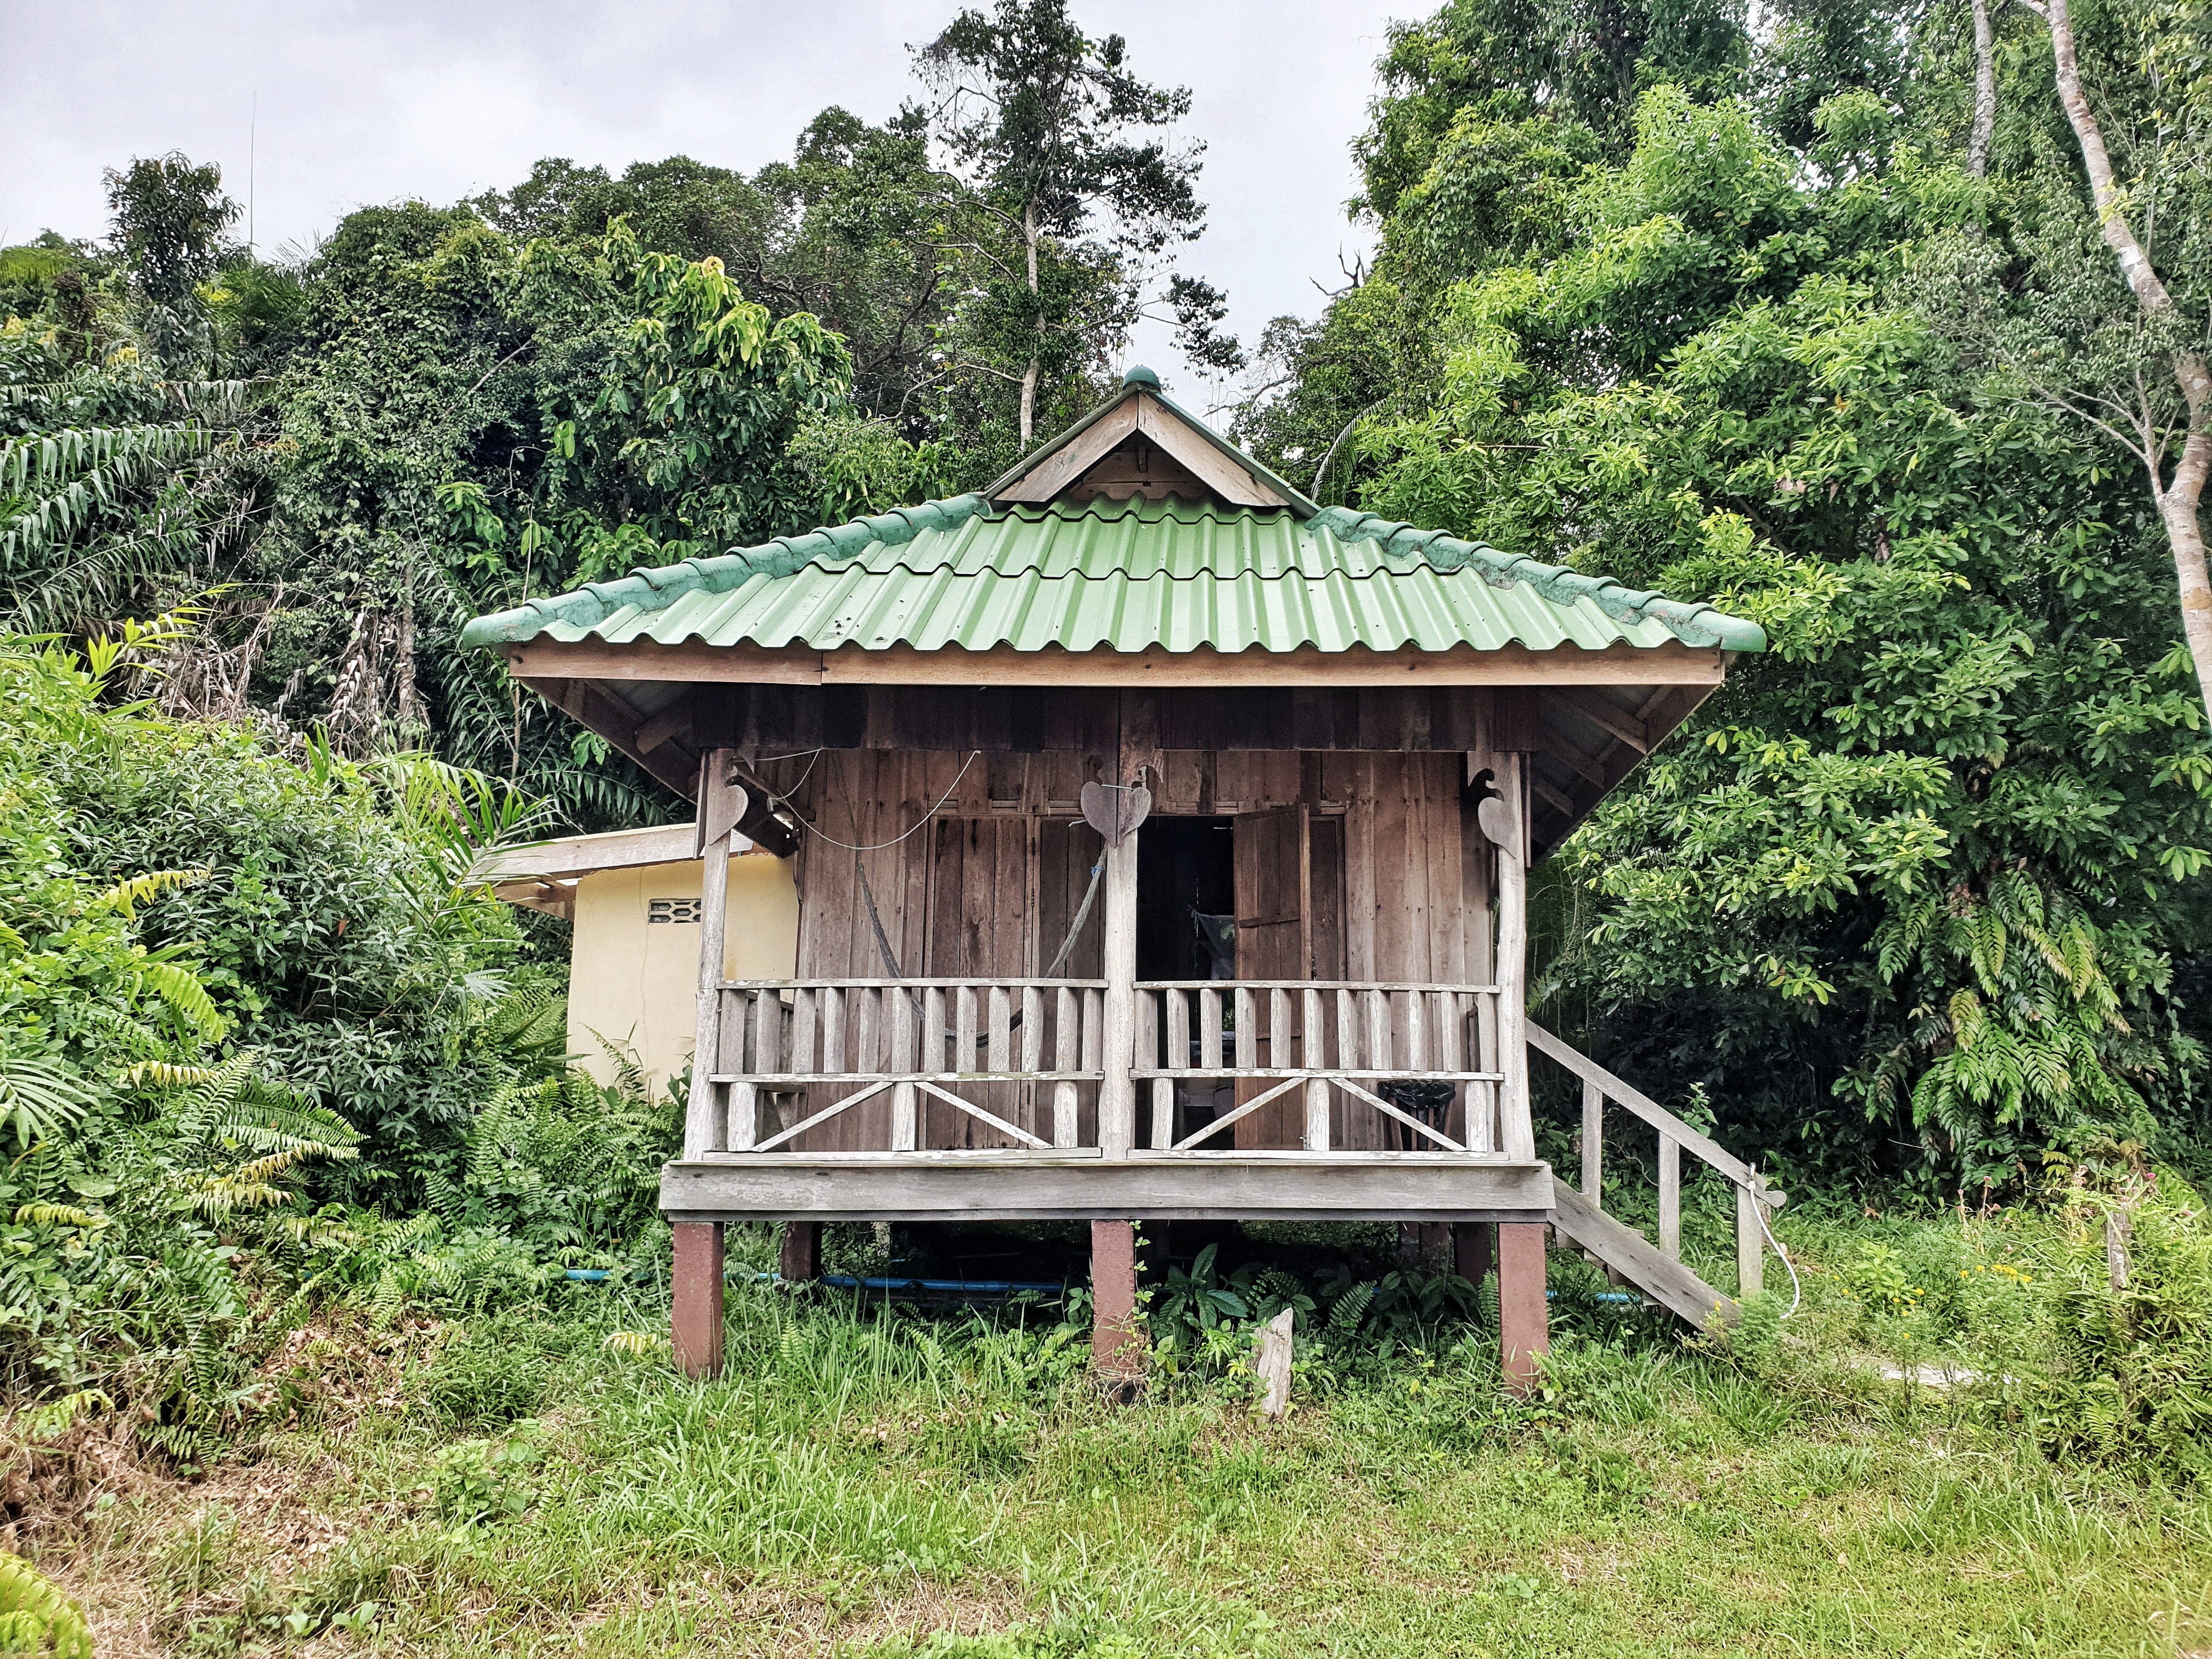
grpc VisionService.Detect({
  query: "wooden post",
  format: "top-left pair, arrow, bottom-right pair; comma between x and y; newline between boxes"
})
1090,1220 -> 1144,1383
2106,1207 -> 2132,1291
672,1221 -> 724,1379
1453,1222 -> 1493,1284
1580,1077 -> 1603,1205
1099,820 -> 1139,1158
1488,754 -> 1536,1163
1657,1135 -> 1681,1261
685,765 -> 737,1159
780,1220 -> 820,1284
1497,1221 -> 1548,1392
1736,1181 -> 1764,1299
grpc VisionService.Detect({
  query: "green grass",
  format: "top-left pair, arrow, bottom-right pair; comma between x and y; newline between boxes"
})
36,1211 -> 2212,1658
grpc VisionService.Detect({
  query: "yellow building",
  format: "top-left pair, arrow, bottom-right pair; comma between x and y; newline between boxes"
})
477,823 -> 797,1094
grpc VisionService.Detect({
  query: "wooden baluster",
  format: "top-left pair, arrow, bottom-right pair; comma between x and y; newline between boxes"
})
1200,988 -> 1223,1071
1366,990 -> 1391,1081
954,985 -> 979,1075
1146,991 -> 1173,1149
753,988 -> 778,1079
891,987 -> 917,1152
1161,989 -> 1189,1149
1269,988 -> 1293,1074
1022,987 -> 1043,1074
924,986 -> 946,1075
1336,989 -> 1359,1080
1304,988 -> 1330,1153
725,990 -> 757,1152
1581,1079 -> 1604,1207
854,985 -> 879,1085
1737,1181 -> 1764,1299
1082,989 -> 1104,1074
1658,1135 -> 1681,1261
1475,991 -> 1500,1154
1234,988 -> 1257,1070
1437,992 -> 1465,1150
1402,989 -> 1426,1076
988,985 -> 1012,1074
822,987 -> 847,1076
1053,986 -> 1080,1148
792,988 -> 818,1079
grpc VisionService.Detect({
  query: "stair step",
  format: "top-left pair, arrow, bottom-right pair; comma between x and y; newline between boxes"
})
1549,1178 -> 1736,1328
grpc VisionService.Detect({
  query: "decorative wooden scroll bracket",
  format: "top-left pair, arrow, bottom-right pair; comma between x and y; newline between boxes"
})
1475,793 -> 1521,862
1080,780 -> 1153,845
695,748 -> 751,856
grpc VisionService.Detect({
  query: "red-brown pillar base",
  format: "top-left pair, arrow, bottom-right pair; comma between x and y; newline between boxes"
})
1453,1221 -> 1494,1285
780,1220 -> 821,1284
1498,1222 -> 1549,1394
672,1221 -> 725,1379
1090,1220 -> 1145,1387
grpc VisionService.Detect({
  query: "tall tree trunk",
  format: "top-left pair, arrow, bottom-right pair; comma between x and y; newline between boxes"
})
1970,0 -> 1997,177
2027,0 -> 2212,708
1020,199 -> 1041,448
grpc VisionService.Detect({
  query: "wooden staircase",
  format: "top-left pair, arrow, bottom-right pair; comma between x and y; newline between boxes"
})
1528,1023 -> 1784,1327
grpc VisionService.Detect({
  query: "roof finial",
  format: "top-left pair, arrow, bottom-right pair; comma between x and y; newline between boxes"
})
1122,364 -> 1161,390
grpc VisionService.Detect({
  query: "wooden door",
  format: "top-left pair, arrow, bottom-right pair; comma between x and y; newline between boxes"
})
1233,806 -> 1311,1148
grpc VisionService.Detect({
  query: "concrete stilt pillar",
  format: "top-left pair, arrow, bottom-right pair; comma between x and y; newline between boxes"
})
672,1221 -> 725,1379
1090,1220 -> 1144,1384
1497,1221 -> 1548,1393
1453,1221 -> 1494,1285
780,1220 -> 820,1284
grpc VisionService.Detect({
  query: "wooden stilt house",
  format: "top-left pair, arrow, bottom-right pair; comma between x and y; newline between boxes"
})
460,366 -> 1779,1384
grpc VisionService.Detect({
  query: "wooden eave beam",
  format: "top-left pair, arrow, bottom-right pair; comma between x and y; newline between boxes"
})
503,639 -> 1726,690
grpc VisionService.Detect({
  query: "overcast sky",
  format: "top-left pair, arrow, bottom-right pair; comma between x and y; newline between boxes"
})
2,0 -> 1403,394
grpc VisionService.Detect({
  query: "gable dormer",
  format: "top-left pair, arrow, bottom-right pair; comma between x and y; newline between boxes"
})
988,366 -> 1307,511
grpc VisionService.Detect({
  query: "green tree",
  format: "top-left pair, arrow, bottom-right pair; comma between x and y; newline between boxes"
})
1272,31 -> 2212,1187
916,0 -> 1229,443
104,152 -> 238,370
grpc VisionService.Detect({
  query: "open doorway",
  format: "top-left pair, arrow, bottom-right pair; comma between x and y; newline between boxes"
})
1135,815 -> 1235,980
1137,816 -> 1236,1145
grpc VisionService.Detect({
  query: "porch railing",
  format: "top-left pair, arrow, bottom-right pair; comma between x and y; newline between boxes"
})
702,977 -> 1110,1154
689,975 -> 1529,1161
1131,981 -> 1510,1154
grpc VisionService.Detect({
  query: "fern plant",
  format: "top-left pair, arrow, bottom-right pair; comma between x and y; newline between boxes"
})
0,1550 -> 91,1659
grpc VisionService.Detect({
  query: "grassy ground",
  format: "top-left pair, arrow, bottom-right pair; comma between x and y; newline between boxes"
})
26,1210 -> 2212,1659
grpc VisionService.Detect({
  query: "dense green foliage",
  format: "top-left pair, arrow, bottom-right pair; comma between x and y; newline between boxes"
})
1234,0 -> 2212,1192
0,632 -> 682,1462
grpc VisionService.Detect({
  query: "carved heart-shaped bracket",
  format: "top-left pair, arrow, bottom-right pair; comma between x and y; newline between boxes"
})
1080,780 -> 1153,845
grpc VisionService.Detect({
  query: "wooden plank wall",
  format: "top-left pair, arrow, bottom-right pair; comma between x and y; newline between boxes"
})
760,748 -> 1491,1154
701,685 -> 1498,757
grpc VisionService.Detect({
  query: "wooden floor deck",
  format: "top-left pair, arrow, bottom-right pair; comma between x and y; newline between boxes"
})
661,1149 -> 1554,1222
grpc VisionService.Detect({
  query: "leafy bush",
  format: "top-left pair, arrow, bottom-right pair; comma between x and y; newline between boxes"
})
0,629 -> 612,1460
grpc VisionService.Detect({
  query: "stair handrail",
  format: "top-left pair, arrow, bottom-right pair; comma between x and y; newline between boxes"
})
1525,1019 -> 1783,1299
1525,1022 -> 1779,1201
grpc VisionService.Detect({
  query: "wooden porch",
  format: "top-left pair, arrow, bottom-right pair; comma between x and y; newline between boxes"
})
667,970 -> 1551,1220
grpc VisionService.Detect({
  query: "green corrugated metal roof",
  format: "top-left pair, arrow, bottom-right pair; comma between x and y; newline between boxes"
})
459,494 -> 1767,656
